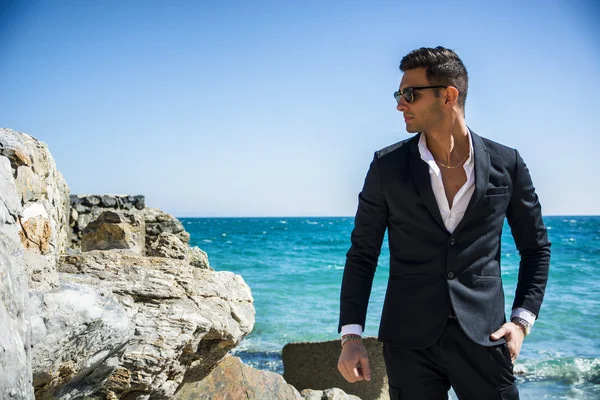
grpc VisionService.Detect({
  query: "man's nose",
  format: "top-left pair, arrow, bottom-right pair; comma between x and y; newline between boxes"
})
397,101 -> 408,112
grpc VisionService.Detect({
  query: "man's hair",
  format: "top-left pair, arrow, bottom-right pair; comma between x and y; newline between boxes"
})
400,46 -> 468,110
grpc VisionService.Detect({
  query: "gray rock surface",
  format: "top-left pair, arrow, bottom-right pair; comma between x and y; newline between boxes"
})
0,127 -> 70,292
283,338 -> 388,400
148,232 -> 211,269
147,231 -> 188,260
187,245 -> 210,269
144,207 -> 190,250
2,128 -> 262,399
43,250 -> 256,399
81,210 -> 145,254
30,280 -> 133,400
0,155 -> 34,399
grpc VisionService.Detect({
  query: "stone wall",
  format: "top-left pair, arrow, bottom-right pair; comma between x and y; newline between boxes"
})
69,195 -> 191,255
69,194 -> 145,250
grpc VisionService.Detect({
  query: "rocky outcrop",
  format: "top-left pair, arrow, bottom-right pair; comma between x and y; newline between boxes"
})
81,210 -> 145,254
144,207 -> 190,251
2,127 -> 368,399
1,128 -> 70,292
1,128 -> 256,399
174,354 -> 303,400
29,250 -> 255,399
69,194 -> 145,251
148,232 -> 210,269
0,148 -> 34,399
283,338 -> 388,400
69,198 -> 192,258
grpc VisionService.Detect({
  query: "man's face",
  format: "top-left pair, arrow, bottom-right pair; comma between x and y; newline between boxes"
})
396,67 -> 445,133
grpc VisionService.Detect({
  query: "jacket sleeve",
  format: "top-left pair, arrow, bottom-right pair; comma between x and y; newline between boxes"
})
506,149 -> 551,318
338,153 -> 389,332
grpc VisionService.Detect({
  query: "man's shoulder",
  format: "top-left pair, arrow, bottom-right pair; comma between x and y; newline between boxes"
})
473,131 -> 518,162
375,136 -> 416,159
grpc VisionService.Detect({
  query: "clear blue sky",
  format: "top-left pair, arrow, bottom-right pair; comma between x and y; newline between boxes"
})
1,0 -> 599,217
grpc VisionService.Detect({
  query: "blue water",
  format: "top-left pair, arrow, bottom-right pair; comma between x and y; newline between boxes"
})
182,216 -> 600,399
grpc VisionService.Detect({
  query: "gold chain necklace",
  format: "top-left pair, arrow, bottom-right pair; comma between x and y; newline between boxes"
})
435,151 -> 470,169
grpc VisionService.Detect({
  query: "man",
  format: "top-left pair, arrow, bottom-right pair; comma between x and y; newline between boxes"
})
337,46 -> 550,400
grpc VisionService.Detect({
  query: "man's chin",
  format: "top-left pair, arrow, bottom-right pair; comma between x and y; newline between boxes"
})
405,125 -> 419,133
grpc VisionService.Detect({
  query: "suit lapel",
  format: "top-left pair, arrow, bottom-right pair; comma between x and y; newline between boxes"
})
454,130 -> 490,235
409,134 -> 446,231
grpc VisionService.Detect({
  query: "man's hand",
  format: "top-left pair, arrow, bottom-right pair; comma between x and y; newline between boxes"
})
337,340 -> 372,383
490,322 -> 525,362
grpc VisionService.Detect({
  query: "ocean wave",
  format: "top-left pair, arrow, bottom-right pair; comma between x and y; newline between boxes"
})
230,349 -> 600,391
516,357 -> 600,384
232,349 -> 284,374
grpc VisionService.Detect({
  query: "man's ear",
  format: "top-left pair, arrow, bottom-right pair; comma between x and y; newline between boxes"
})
445,86 -> 459,106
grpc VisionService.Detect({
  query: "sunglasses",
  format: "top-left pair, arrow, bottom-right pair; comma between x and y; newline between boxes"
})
394,86 -> 448,104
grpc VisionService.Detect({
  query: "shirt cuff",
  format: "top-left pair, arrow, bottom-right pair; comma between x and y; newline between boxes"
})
341,324 -> 363,337
511,307 -> 537,326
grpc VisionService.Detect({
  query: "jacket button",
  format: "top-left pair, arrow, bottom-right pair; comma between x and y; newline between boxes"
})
447,271 -> 454,279
449,237 -> 456,246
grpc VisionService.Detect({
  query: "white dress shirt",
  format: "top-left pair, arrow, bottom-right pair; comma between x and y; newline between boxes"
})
342,131 -> 536,337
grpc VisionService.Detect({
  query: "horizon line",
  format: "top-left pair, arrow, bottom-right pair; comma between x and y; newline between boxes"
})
173,214 -> 600,219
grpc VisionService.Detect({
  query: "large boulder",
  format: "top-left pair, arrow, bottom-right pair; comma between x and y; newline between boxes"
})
0,128 -> 70,291
0,154 -> 34,398
30,250 -> 256,399
282,338 -> 388,400
81,210 -> 145,254
173,354 -> 302,400
30,280 -> 133,400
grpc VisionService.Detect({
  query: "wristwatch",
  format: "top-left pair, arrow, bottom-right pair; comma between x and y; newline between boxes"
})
511,317 -> 532,336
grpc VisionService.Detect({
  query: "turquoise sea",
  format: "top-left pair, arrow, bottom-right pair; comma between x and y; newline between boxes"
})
182,216 -> 600,399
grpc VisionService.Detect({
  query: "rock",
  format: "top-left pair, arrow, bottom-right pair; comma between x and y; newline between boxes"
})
282,338 -> 388,400
100,194 -> 117,207
68,194 -> 146,251
173,354 -> 302,400
30,280 -> 133,400
147,232 -> 188,260
19,203 -> 52,254
0,155 -> 34,399
301,388 -> 362,400
148,232 -> 211,269
16,164 -> 44,203
1,128 -> 70,291
188,245 -> 210,269
39,250 -> 256,399
144,207 -> 190,250
81,210 -> 145,254
2,127 -> 256,399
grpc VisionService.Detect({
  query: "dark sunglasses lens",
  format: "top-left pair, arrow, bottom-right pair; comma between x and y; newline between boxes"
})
394,89 -> 413,104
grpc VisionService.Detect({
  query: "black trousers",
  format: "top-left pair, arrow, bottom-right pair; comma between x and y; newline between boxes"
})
383,318 -> 519,400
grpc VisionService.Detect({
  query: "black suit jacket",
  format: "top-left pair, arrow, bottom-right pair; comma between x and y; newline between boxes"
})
338,130 -> 551,348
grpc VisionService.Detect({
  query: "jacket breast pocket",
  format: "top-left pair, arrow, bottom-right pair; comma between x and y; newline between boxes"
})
484,186 -> 508,196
